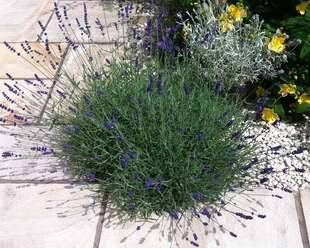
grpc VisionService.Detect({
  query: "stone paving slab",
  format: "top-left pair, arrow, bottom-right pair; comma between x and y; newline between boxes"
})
0,183 -> 100,248
203,189 -> 304,248
0,42 -> 66,79
100,213 -> 206,248
0,0 -> 53,42
45,1 -> 127,43
0,126 -> 70,181
301,187 -> 310,240
0,79 -> 54,124
99,189 -> 304,248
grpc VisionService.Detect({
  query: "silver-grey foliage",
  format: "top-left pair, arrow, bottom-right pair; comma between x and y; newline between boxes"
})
182,2 -> 286,90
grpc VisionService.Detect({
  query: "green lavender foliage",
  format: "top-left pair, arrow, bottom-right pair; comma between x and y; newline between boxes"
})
53,54 -> 256,219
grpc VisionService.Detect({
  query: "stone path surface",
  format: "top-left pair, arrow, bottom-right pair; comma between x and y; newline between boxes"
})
0,1 -> 309,248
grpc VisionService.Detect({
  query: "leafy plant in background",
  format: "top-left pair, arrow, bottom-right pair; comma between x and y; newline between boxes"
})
181,1 -> 284,92
235,0 -> 310,121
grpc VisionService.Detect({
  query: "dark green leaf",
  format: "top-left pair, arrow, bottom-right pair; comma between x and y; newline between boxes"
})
300,42 -> 310,60
273,103 -> 286,117
296,103 -> 310,113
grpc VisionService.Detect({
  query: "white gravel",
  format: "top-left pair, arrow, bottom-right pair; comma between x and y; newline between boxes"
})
245,113 -> 310,190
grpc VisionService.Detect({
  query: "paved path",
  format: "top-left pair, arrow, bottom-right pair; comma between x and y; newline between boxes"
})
0,1 -> 309,247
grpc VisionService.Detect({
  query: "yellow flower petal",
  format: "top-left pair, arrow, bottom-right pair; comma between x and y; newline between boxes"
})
262,108 -> 279,124
228,4 -> 247,22
278,84 -> 297,96
268,32 -> 287,53
219,12 -> 234,32
296,1 -> 310,15
298,93 -> 310,104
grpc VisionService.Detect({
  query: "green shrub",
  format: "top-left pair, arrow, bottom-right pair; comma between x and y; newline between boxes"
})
53,55 -> 256,219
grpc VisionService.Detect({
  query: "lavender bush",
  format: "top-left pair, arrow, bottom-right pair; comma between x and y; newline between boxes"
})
53,56 -> 259,219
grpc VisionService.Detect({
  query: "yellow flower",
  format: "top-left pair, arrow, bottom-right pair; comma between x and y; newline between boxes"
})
268,30 -> 287,53
262,108 -> 279,124
296,1 -> 310,15
228,4 -> 247,22
219,12 -> 234,32
256,86 -> 268,97
182,22 -> 192,40
298,93 -> 310,104
278,84 -> 297,96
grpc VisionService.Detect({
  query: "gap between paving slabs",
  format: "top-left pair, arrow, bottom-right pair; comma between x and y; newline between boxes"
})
300,188 -> 310,248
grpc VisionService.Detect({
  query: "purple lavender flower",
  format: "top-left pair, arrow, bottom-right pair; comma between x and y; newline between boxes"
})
225,119 -> 234,128
292,147 -> 305,154
260,167 -> 274,174
156,177 -> 163,193
260,177 -> 269,184
128,191 -> 135,198
68,106 -> 77,113
96,89 -> 104,97
201,207 -> 211,218
64,124 -> 79,134
190,241 -> 199,247
128,151 -> 137,159
85,111 -> 93,118
258,214 -> 266,218
271,145 -> 282,152
215,81 -> 222,96
242,157 -> 258,170
156,13 -> 163,36
196,132 -> 205,141
95,18 -> 105,35
87,172 -> 96,182
103,121 -> 114,131
157,74 -> 163,95
146,74 -> 153,93
145,177 -> 155,190
120,153 -> 130,169
63,144 -> 72,150
125,3 -> 130,18
128,203 -> 135,211
202,162 -> 209,173
295,168 -> 305,173
157,37 -> 174,52
235,212 -> 254,220
169,211 -> 179,220
83,95 -> 91,105
56,89 -> 66,99
231,131 -> 241,140
94,71 -> 102,80
184,82 -> 191,96
256,96 -> 269,119
192,192 -> 202,202
145,18 -> 152,37
2,151 -> 14,158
